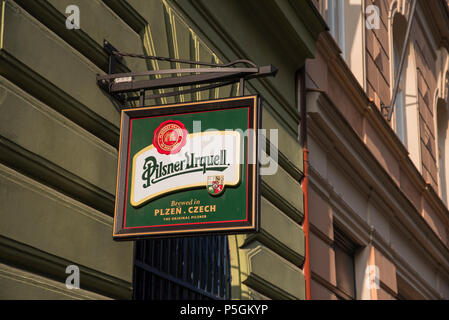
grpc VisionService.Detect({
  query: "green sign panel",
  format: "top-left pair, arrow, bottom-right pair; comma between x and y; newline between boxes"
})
113,96 -> 261,239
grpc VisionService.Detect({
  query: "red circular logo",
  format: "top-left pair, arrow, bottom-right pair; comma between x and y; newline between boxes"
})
153,120 -> 188,155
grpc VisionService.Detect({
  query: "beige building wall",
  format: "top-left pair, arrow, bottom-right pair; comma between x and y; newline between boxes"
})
308,0 -> 449,299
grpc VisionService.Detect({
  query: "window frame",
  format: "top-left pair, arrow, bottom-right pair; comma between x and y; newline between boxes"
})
333,225 -> 357,300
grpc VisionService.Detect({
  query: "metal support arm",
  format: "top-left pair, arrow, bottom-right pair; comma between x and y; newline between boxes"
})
97,41 -> 277,108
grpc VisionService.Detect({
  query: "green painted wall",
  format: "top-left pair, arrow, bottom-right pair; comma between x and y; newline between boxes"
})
0,0 -> 324,299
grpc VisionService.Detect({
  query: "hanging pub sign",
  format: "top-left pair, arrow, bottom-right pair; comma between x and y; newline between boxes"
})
113,95 -> 261,240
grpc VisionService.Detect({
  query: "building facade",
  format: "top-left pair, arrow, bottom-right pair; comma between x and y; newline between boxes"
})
2,0 -> 449,301
0,0 -> 325,299
307,0 -> 449,299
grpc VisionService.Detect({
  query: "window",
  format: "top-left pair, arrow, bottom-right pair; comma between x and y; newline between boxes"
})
390,9 -> 421,169
324,0 -> 346,59
334,225 -> 357,299
133,236 -> 231,300
320,0 -> 365,88
437,97 -> 448,205
392,13 -> 408,145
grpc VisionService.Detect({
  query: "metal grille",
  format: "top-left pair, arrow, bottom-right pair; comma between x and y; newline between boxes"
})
132,236 -> 231,300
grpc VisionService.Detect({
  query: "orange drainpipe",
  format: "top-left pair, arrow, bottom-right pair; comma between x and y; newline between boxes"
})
303,146 -> 311,300
297,67 -> 311,300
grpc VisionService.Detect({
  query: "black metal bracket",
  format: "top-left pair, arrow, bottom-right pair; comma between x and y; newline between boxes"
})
101,40 -> 127,104
97,40 -> 278,108
103,40 -> 123,74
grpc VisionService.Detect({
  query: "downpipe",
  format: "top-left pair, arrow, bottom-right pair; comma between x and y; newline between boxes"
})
297,66 -> 311,300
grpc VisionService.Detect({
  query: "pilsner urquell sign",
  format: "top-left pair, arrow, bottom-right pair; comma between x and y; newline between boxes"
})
113,96 -> 261,239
